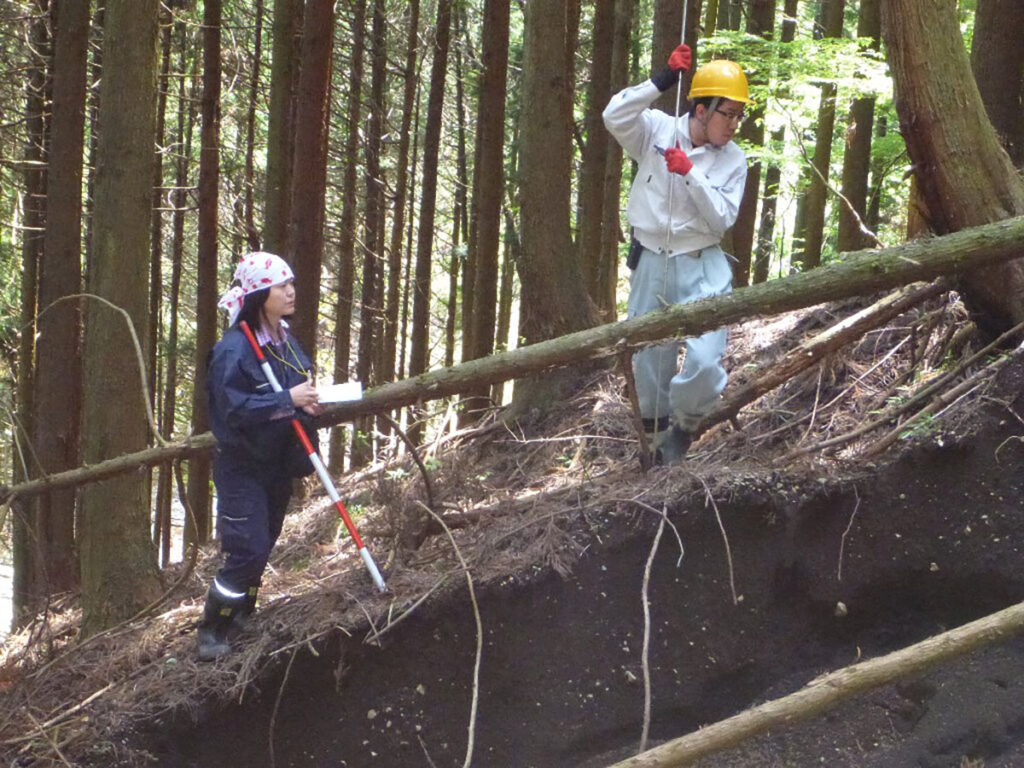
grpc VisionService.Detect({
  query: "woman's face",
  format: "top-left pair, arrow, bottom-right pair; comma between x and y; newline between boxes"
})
262,279 -> 295,323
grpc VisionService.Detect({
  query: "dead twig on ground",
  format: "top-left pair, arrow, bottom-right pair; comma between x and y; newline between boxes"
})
837,487 -> 862,582
639,510 -> 667,755
419,502 -> 483,768
696,476 -> 739,605
268,645 -> 299,768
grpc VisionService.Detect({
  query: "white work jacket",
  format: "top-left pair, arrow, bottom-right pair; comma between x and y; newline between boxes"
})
603,79 -> 747,255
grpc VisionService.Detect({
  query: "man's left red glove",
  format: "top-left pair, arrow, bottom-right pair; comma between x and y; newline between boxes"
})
665,144 -> 693,176
667,44 -> 692,73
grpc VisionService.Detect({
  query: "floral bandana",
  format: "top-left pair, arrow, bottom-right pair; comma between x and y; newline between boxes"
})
217,251 -> 295,325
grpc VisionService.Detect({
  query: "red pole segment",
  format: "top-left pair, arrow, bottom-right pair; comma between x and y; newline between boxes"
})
237,321 -> 385,591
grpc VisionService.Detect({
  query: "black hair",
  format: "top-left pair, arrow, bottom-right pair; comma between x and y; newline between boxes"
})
234,286 -> 271,330
688,96 -> 715,118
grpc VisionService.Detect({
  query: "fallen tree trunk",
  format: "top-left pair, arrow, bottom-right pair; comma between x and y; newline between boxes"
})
609,599 -> 1024,768
702,280 -> 948,431
3,216 -> 1024,503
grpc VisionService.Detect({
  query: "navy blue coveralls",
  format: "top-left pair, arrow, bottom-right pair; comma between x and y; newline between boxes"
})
206,325 -> 314,599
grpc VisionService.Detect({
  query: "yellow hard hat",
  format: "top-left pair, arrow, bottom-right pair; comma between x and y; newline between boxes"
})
688,60 -> 752,104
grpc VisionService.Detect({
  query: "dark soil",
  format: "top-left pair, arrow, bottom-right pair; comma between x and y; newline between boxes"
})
137,365 -> 1024,767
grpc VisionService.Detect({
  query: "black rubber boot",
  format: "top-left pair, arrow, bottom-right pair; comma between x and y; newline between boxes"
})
653,425 -> 693,465
196,588 -> 243,661
227,585 -> 259,639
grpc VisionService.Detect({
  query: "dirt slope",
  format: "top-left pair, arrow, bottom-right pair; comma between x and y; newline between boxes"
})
136,364 -> 1024,768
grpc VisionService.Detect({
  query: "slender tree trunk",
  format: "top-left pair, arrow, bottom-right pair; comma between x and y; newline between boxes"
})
599,0 -> 635,315
399,84 -> 423,380
155,18 -> 195,566
796,0 -> 845,270
32,0 -> 90,599
80,0 -> 163,635
881,0 -> 1024,331
837,0 -> 880,252
83,4 -> 101,276
729,0 -> 775,287
150,9 -> 171,425
753,0 -> 799,284
289,0 -> 334,356
463,0 -> 510,413
408,0 -> 454,434
243,0 -> 264,246
185,0 -> 222,546
513,0 -> 600,412
263,0 -> 302,255
866,114 -> 886,233
13,0 -> 50,623
328,0 -> 367,475
971,0 -> 1024,168
352,0 -> 387,463
382,0 -> 420,386
457,35 -> 474,366
578,0 -> 615,309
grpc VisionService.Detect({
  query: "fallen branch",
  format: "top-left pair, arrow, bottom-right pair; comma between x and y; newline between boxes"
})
608,599 -> 1024,768
703,281 -> 946,433
5,217 -> 1024,503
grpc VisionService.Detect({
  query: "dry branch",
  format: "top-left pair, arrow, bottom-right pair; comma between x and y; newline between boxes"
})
608,599 -> 1024,768
4,216 -> 1024,503
703,281 -> 947,431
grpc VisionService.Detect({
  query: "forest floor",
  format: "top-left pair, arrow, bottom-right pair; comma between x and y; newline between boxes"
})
2,288 -> 1024,768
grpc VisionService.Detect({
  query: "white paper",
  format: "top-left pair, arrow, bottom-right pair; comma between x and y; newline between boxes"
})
317,381 -> 364,403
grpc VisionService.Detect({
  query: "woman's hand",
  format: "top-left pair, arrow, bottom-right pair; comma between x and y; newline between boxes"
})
289,379 -> 319,409
301,403 -> 323,417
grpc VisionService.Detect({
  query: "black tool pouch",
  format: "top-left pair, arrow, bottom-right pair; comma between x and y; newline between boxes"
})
626,237 -> 644,270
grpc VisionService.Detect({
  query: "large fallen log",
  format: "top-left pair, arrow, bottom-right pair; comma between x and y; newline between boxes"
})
3,216 -> 1024,503
608,599 -> 1024,768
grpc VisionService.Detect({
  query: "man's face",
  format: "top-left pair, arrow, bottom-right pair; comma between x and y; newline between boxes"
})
699,98 -> 745,147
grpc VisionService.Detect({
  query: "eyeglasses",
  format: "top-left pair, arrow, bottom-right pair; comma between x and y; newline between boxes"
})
714,108 -> 745,124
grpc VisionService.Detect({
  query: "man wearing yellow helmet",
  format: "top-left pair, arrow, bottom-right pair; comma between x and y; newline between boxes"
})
603,45 -> 752,463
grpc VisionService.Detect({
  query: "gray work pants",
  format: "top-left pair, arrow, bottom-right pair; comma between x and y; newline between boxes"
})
626,244 -> 732,430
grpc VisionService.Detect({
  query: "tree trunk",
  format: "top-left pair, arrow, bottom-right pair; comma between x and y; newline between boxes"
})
13,0 -> 50,624
578,0 -> 615,309
185,0 -> 221,547
754,0 -> 799,284
796,0 -> 845,270
447,44 -> 467,370
408,0 -> 453,382
263,0 -> 302,255
837,0 -> 880,252
31,0 -> 90,600
155,18 -> 195,566
382,0 -> 420,386
599,0 -> 635,316
881,0 -> 1024,332
328,0 -> 367,475
289,0 -> 334,357
728,0 -> 775,287
462,0 -> 510,416
513,0 -> 600,412
971,0 -> 1024,168
11,216 -> 1024,504
242,0 -> 264,246
79,0 -> 162,635
352,0 -> 387,463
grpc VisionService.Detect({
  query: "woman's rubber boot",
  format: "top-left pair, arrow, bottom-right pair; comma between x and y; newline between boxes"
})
196,588 -> 243,661
227,585 -> 259,639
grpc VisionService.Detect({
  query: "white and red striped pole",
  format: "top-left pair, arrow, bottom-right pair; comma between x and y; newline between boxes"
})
239,321 -> 386,592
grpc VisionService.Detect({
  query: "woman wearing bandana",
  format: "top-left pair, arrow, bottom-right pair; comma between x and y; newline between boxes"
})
197,252 -> 321,661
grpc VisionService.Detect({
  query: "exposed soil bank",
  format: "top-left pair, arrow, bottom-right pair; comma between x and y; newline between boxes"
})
140,377 -> 1024,768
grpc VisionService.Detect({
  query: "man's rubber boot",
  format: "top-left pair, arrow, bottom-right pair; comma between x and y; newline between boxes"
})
653,425 -> 693,465
196,588 -> 243,661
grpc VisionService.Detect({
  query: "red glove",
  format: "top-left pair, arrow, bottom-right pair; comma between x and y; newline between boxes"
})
667,44 -> 692,73
665,144 -> 693,176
